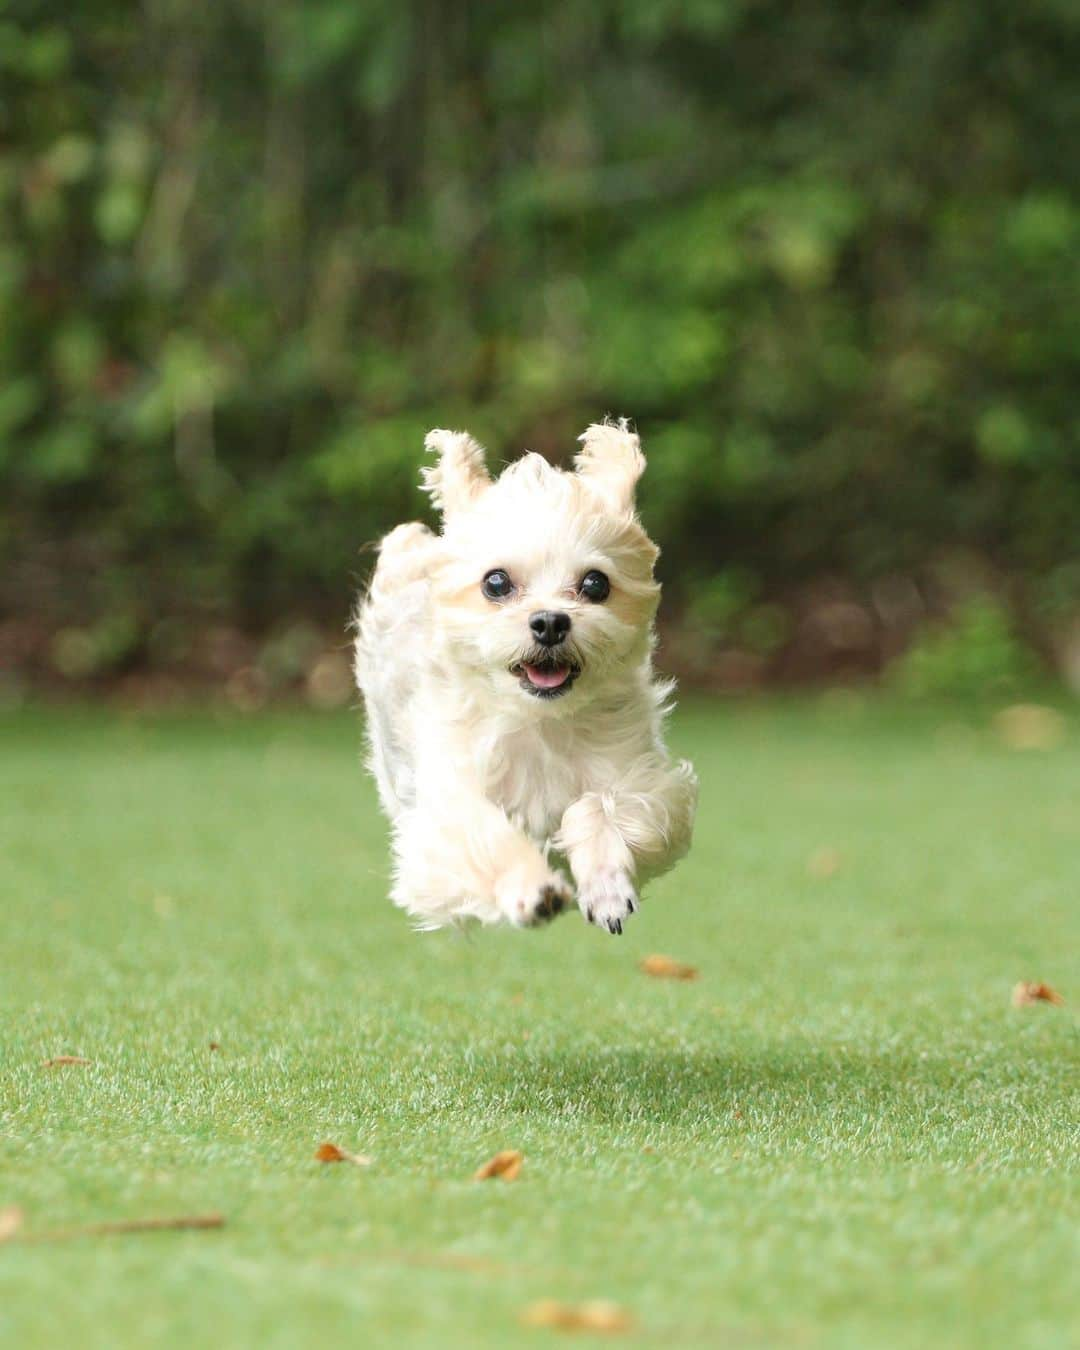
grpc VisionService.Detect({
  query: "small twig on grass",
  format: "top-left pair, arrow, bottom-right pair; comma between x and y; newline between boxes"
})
7,1212 -> 225,1244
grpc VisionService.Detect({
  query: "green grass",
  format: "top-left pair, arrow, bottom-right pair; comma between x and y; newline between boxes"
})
1,699 -> 1077,1349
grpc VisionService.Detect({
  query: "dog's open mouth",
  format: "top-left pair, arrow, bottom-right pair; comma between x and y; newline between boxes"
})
510,656 -> 581,699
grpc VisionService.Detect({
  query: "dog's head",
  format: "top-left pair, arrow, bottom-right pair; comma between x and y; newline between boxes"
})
419,420 -> 660,713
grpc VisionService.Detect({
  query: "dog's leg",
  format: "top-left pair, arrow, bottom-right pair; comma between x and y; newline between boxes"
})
390,795 -> 572,929
556,757 -> 697,934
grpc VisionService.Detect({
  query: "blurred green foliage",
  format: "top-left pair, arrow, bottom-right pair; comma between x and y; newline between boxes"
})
1,0 -> 1078,682
890,597 -> 1039,701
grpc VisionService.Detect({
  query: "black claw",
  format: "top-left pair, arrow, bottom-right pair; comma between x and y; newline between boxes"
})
609,918 -> 622,935
585,907 -> 594,923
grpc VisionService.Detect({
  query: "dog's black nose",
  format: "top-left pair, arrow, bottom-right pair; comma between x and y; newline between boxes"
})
529,610 -> 571,647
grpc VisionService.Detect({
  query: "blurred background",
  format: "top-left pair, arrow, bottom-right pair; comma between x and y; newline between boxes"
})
2,0 -> 1078,708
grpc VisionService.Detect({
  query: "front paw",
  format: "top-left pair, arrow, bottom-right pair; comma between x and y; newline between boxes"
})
495,864 -> 572,929
577,870 -> 638,935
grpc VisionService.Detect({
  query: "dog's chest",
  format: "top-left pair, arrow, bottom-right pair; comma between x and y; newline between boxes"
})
485,725 -> 581,841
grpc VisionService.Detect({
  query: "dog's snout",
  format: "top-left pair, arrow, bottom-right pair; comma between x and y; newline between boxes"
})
529,610 -> 571,647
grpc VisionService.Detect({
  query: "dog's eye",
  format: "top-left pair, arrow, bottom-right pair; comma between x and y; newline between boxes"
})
482,569 -> 514,601
580,570 -> 611,603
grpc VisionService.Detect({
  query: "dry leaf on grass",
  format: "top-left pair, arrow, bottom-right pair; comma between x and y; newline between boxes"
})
639,954 -> 698,981
1012,981 -> 1065,1008
473,1149 -> 523,1181
521,1299 -> 632,1333
41,1056 -> 90,1068
0,1207 -> 24,1243
807,846 -> 842,879
994,704 -> 1066,751
314,1141 -> 372,1166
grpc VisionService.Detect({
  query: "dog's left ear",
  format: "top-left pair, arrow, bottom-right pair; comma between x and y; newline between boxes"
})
574,419 -> 645,513
420,429 -> 491,519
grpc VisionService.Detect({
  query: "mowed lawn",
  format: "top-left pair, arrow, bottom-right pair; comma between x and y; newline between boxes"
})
1,699 -> 1076,1349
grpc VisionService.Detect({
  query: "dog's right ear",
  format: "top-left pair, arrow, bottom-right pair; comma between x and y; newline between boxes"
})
420,429 -> 491,519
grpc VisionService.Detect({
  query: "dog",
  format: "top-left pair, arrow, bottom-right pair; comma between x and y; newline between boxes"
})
353,419 -> 697,933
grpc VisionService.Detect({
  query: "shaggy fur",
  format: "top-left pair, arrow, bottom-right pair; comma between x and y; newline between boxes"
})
353,419 -> 697,932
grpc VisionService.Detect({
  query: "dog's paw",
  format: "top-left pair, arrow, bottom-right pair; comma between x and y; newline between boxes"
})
495,864 -> 572,929
577,869 -> 638,936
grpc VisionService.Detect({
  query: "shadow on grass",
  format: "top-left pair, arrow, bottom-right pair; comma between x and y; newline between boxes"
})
448,1043 -> 998,1128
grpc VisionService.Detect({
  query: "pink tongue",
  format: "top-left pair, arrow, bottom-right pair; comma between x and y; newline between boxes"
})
524,663 -> 570,690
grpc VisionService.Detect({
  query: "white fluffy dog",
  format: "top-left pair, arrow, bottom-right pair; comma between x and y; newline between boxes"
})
354,419 -> 697,933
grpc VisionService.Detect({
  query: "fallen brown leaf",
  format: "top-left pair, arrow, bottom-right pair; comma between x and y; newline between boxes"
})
639,954 -> 698,981
208,1041 -> 220,1052
41,1056 -> 90,1068
521,1299 -> 633,1334
314,1141 -> 372,1166
0,1207 -> 24,1243
994,704 -> 1066,751
807,846 -> 842,879
1012,981 -> 1065,1008
473,1149 -> 523,1181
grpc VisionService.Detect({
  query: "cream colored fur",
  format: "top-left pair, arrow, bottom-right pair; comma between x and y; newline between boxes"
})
353,419 -> 697,932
